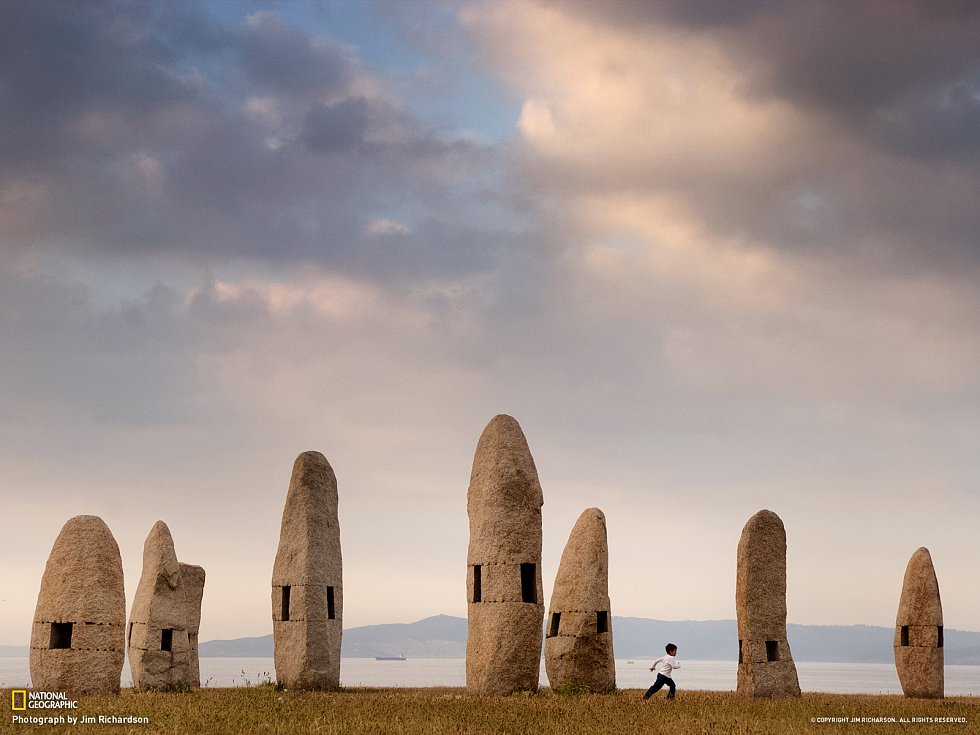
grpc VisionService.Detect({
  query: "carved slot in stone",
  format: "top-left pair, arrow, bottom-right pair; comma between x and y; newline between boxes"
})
161,629 -> 173,652
596,611 -> 608,634
521,563 -> 536,604
327,586 -> 335,620
901,626 -> 909,647
938,626 -> 943,648
766,640 -> 779,662
128,623 -> 133,646
50,622 -> 72,650
548,612 -> 560,638
738,640 -> 743,664
472,565 -> 481,603
281,586 -> 291,622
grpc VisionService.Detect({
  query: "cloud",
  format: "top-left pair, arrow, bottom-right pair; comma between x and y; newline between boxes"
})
0,1 -> 513,288
469,0 -> 980,269
3,0 -> 979,641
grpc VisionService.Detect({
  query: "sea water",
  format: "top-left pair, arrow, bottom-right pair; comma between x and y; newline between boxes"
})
2,657 -> 978,695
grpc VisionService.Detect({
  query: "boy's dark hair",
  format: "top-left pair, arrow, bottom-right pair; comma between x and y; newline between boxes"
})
666,643 -> 677,654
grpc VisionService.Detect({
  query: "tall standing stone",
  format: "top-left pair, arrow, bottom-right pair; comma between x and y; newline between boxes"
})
735,509 -> 800,698
894,547 -> 944,698
128,521 -> 206,690
30,515 -> 126,695
545,507 -> 615,693
272,451 -> 343,689
466,414 -> 545,695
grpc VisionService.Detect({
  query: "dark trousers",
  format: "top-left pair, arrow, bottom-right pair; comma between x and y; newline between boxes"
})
644,673 -> 676,699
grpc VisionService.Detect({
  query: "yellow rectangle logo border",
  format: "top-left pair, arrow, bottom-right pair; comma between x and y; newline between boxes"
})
11,690 -> 27,710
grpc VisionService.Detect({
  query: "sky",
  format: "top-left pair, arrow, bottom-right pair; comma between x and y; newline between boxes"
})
1,0 -> 979,645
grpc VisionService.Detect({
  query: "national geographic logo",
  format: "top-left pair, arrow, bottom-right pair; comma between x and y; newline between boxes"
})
9,690 -> 78,710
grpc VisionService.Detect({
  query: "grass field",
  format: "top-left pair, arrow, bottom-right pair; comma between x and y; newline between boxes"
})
5,687 -> 978,735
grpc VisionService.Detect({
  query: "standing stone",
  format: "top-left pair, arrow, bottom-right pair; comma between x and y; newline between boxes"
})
128,521 -> 206,690
30,515 -> 126,695
894,547 -> 944,698
735,509 -> 800,697
466,414 -> 545,695
272,451 -> 343,689
545,507 -> 615,693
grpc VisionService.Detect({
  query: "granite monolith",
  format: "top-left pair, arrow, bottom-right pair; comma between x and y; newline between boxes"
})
894,547 -> 944,698
735,509 -> 800,698
272,451 -> 343,689
466,414 -> 544,695
128,521 -> 206,690
30,515 -> 126,695
545,507 -> 615,692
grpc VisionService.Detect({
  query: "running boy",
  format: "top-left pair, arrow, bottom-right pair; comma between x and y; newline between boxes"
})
643,643 -> 680,700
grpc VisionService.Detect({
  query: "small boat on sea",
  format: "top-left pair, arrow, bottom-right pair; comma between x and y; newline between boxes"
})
375,655 -> 407,661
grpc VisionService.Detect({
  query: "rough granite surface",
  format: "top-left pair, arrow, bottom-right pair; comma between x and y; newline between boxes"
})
30,515 -> 126,695
545,507 -> 615,693
272,451 -> 343,689
128,521 -> 206,690
894,547 -> 944,699
735,509 -> 800,698
466,415 -> 544,695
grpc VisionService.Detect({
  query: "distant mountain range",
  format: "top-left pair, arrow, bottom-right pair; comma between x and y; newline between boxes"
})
194,615 -> 980,665
4,616 -> 976,664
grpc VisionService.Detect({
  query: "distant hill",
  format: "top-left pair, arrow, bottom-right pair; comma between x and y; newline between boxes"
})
196,615 -> 980,664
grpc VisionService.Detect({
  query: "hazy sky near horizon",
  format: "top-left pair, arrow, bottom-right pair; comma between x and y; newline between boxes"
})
2,0 -> 979,644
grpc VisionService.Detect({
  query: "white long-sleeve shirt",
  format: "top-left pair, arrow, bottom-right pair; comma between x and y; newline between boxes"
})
651,654 -> 680,678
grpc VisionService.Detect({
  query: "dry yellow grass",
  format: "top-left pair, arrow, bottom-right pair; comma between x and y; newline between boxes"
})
4,687 -> 977,735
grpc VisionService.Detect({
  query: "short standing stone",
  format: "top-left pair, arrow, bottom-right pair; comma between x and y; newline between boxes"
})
466,414 -> 545,695
735,509 -> 800,698
894,547 -> 944,698
272,451 -> 343,689
545,507 -> 615,692
30,516 -> 126,695
128,521 -> 206,690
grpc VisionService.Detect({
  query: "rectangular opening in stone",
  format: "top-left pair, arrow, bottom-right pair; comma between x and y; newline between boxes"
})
738,640 -> 743,664
901,625 -> 909,647
49,622 -> 72,649
548,612 -> 560,638
128,622 -> 133,646
282,586 -> 291,622
190,633 -> 198,648
161,628 -> 173,652
520,563 -> 536,604
938,626 -> 943,648
596,611 -> 609,634
327,586 -> 336,620
765,640 -> 779,662
472,565 -> 482,603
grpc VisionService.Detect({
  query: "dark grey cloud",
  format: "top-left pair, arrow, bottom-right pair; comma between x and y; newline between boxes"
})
521,0 -> 980,271
552,0 -> 980,158
239,11 -> 351,95
0,0 -> 517,287
302,98 -> 372,153
0,1 -> 206,174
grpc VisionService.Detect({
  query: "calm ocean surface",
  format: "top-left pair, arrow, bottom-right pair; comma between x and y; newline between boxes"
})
2,657 -> 978,695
